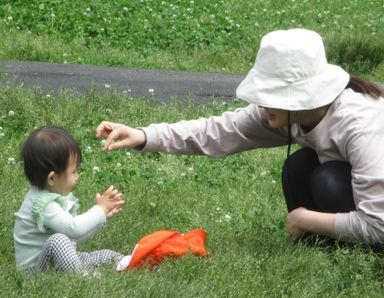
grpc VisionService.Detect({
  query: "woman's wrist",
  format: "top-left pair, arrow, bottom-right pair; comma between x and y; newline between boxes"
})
300,209 -> 336,238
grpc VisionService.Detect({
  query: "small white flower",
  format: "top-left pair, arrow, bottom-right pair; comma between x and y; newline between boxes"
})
86,7 -> 91,11
148,88 -> 154,93
105,84 -> 111,88
224,214 -> 232,221
0,133 -> 4,137
188,167 -> 194,172
93,166 -> 100,173
100,28 -> 105,32
100,139 -> 106,146
46,94 -> 51,98
127,88 -> 132,92
116,162 -> 122,168
123,7 -> 128,11
126,152 -> 131,156
272,180 -> 276,184
85,146 -> 92,153
0,126 -> 2,130
105,108 -> 112,114
261,171 -> 268,176
150,202 -> 156,207
51,13 -> 56,17
216,207 -> 221,211
8,157 -> 15,164
8,16 -> 13,21
8,110 -> 15,116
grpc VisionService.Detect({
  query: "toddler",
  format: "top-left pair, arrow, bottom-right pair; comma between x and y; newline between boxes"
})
14,125 -> 125,275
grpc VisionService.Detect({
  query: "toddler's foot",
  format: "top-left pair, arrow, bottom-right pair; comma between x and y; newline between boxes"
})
116,255 -> 132,272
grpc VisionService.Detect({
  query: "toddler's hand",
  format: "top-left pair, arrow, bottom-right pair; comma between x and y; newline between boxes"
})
96,185 -> 124,216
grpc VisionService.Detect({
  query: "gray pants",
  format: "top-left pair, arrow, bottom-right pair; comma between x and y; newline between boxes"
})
27,233 -> 123,275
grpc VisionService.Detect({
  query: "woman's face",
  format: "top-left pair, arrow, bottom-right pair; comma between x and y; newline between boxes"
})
262,107 -> 289,128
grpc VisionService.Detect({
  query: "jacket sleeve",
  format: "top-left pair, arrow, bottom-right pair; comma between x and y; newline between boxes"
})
335,130 -> 384,244
43,202 -> 106,244
137,104 -> 289,158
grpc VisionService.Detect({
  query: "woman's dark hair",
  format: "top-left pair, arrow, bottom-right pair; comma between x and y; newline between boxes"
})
22,126 -> 82,189
346,75 -> 383,99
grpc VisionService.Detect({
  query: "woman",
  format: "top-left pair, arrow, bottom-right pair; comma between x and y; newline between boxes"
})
95,29 -> 384,245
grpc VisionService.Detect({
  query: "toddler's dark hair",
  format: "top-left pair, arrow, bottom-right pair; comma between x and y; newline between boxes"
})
22,126 -> 82,189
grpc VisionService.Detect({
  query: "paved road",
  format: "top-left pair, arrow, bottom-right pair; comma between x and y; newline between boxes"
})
2,60 -> 384,104
1,60 -> 245,104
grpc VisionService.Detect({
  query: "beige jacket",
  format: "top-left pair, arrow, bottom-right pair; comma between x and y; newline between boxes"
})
139,88 -> 384,244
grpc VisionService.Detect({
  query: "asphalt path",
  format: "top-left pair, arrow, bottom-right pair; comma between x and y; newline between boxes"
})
2,60 -> 384,104
1,60 -> 245,104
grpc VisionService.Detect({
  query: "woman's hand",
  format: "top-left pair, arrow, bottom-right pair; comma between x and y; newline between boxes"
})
286,207 -> 336,242
285,207 -> 308,242
95,121 -> 146,151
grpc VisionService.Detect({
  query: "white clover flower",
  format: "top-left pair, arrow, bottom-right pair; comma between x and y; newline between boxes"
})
210,14 -> 215,18
0,126 -> 2,130
100,28 -> 105,32
93,166 -> 100,173
86,7 -> 91,11
116,162 -> 122,168
8,110 -> 15,116
46,94 -> 51,98
105,108 -> 112,114
85,146 -> 92,153
8,157 -> 15,164
105,84 -> 111,88
100,139 -> 107,146
148,88 -> 154,93
261,171 -> 268,176
272,180 -> 276,184
127,88 -> 132,92
8,16 -> 13,21
216,207 -> 221,211
224,214 -> 232,221
123,7 -> 128,11
188,167 -> 193,172
126,151 -> 131,156
51,13 -> 56,17
150,202 -> 156,207
0,133 -> 4,137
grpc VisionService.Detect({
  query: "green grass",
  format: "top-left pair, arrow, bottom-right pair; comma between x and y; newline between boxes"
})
1,1 -> 384,296
1,0 -> 384,80
1,84 -> 384,297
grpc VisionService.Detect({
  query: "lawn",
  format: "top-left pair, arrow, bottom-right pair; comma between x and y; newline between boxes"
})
0,0 -> 384,80
1,85 -> 384,297
1,0 -> 384,297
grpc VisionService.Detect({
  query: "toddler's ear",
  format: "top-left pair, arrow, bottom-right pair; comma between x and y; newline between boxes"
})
46,171 -> 56,187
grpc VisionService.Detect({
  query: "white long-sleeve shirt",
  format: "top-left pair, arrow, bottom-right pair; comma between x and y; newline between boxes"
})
137,88 -> 384,244
14,186 -> 106,269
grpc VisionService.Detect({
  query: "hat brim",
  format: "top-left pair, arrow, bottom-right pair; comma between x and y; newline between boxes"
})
236,64 -> 350,111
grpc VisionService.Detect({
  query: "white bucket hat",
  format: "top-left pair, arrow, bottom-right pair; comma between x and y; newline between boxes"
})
236,29 -> 350,111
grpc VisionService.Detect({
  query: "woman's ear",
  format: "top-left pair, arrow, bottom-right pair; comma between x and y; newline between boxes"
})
46,171 -> 56,187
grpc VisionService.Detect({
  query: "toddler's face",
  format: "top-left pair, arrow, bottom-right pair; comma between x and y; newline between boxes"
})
50,154 -> 79,196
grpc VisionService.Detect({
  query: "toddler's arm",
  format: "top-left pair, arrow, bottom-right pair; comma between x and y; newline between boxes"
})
42,186 -> 124,243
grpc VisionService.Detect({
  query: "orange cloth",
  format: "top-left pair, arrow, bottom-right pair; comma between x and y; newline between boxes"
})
125,229 -> 208,270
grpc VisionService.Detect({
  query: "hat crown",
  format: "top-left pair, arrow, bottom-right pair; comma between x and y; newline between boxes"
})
255,29 -> 327,81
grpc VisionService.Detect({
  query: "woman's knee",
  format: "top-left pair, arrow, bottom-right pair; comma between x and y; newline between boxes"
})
282,147 -> 319,176
310,161 -> 355,212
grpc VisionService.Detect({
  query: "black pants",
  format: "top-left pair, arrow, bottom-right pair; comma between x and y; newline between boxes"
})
282,147 -> 356,213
